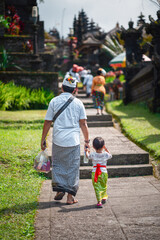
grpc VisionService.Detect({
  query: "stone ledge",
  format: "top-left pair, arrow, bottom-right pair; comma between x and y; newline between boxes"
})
152,161 -> 160,180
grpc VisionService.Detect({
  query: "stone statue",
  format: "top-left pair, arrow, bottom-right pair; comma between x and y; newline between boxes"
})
146,10 -> 160,65
120,21 -> 143,65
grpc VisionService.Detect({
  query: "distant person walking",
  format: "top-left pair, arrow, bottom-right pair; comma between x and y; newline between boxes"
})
113,74 -> 122,100
64,64 -> 80,95
41,76 -> 89,205
91,68 -> 106,115
79,67 -> 88,84
64,64 -> 80,82
83,70 -> 93,97
86,137 -> 112,208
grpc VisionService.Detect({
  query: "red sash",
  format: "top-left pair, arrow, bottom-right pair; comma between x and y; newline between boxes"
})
94,164 -> 106,182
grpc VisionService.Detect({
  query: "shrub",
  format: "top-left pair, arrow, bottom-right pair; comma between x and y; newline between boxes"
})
0,81 -> 54,110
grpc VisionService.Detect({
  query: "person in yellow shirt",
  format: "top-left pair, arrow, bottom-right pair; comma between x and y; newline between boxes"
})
91,68 -> 106,115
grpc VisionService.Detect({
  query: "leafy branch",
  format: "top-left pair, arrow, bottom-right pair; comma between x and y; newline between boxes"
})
0,15 -> 9,28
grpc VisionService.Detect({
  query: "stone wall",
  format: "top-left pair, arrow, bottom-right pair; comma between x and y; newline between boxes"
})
0,71 -> 59,94
129,64 -> 154,102
0,52 -> 55,72
0,35 -> 33,52
124,63 -> 160,112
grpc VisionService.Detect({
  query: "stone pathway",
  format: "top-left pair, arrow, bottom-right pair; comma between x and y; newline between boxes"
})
35,176 -> 160,240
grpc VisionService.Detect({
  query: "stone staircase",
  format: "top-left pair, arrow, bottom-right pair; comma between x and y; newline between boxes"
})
78,90 -> 113,128
47,88 -> 153,178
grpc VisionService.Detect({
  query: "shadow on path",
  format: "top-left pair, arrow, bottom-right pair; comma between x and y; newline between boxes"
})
1,201 -> 96,216
38,201 -> 96,212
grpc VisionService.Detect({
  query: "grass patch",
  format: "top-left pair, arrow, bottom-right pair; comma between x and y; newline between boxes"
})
0,110 -> 46,121
106,100 -> 160,162
0,81 -> 54,110
0,111 -> 47,239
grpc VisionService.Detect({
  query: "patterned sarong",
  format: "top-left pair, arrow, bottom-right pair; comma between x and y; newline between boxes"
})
92,90 -> 104,110
92,172 -> 108,201
52,143 -> 80,196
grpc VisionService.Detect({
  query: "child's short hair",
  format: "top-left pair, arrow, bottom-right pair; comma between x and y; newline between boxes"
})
93,137 -> 105,150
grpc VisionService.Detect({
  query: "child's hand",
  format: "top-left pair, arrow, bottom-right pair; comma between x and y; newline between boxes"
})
103,146 -> 109,153
85,147 -> 90,158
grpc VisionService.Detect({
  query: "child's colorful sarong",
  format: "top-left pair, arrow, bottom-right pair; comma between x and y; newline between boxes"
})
92,171 -> 108,202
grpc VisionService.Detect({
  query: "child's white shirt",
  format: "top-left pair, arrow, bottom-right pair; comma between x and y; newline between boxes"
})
89,152 -> 112,173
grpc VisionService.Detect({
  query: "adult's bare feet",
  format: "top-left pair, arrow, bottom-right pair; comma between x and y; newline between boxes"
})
66,193 -> 78,205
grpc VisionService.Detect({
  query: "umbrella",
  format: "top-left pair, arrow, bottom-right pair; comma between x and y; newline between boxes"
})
109,52 -> 126,69
109,52 -> 151,69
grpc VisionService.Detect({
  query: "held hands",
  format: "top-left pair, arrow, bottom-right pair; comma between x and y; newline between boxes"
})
84,139 -> 90,151
84,141 -> 90,159
84,142 -> 90,149
84,144 -> 90,159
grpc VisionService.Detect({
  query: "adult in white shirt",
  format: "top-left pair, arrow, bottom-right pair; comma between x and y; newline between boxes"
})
41,76 -> 89,204
79,68 -> 88,83
83,70 -> 93,97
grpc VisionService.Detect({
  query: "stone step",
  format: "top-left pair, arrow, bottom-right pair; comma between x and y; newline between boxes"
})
48,152 -> 149,166
83,102 -> 93,105
87,114 -> 112,121
78,89 -> 86,94
78,93 -> 88,98
85,105 -> 94,109
45,164 -> 153,179
80,164 -> 153,178
87,121 -> 113,127
80,152 -> 149,166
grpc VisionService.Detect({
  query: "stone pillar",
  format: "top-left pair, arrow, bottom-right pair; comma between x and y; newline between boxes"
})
123,65 -> 142,105
152,64 -> 160,113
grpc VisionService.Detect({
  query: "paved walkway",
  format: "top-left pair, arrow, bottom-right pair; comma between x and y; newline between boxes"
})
35,177 -> 160,240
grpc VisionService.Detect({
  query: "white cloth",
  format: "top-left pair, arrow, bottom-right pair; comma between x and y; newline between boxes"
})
89,152 -> 112,173
83,74 -> 93,94
45,92 -> 87,147
62,74 -> 78,88
68,69 -> 80,82
79,69 -> 88,78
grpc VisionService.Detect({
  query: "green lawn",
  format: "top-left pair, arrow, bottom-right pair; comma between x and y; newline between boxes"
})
0,110 -> 46,121
106,100 -> 160,161
0,111 -> 46,240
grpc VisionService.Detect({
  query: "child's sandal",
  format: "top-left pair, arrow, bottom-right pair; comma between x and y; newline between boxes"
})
101,199 -> 107,204
96,203 -> 103,208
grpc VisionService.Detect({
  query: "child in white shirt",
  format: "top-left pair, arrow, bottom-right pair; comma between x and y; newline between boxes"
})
86,137 -> 112,208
